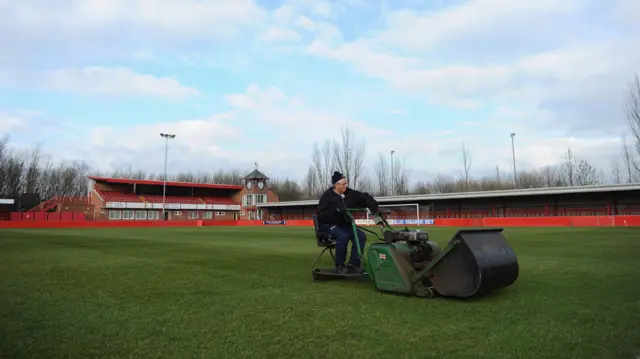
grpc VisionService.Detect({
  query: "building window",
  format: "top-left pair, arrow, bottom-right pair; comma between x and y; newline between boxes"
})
189,211 -> 198,219
135,210 -> 147,220
243,194 -> 267,206
203,211 -> 213,219
122,210 -> 133,220
243,194 -> 253,206
147,211 -> 159,220
109,210 -> 121,220
215,211 -> 225,216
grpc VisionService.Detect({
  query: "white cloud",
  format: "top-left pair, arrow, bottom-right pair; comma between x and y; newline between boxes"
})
0,109 -> 76,141
612,0 -> 640,26
376,0 -> 583,53
0,114 -> 26,135
297,0 -> 640,137
224,84 -> 393,140
261,26 -> 302,42
0,0 -> 269,79
41,67 -> 200,100
90,113 -> 240,153
2,0 -> 266,39
44,84 -> 431,179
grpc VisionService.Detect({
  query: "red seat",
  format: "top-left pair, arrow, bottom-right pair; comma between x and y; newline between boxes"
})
96,189 -> 141,202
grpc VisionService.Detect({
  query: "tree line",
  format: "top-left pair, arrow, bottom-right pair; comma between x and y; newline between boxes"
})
1,74 -> 639,206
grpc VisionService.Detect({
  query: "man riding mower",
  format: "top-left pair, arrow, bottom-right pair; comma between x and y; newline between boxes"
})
312,171 -> 519,299
316,171 -> 380,275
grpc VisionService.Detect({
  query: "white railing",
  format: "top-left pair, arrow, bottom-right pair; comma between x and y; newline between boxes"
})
104,202 -> 241,211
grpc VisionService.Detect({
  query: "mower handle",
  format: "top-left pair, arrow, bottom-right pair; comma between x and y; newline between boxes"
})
345,207 -> 393,233
345,207 -> 390,212
345,207 -> 368,212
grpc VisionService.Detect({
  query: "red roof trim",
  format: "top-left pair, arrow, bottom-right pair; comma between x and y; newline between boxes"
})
87,176 -> 244,190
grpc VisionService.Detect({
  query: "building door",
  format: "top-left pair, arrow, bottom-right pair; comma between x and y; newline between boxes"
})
234,212 -> 239,220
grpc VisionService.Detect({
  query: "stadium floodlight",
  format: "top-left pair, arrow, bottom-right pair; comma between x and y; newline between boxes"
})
160,133 -> 176,220
510,133 -> 517,188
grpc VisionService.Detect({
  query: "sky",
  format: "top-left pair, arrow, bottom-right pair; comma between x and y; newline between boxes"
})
0,0 -> 639,183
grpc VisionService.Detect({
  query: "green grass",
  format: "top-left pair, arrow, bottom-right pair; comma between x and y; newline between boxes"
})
0,226 -> 639,359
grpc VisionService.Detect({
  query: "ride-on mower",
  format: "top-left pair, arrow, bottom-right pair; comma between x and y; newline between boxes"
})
311,208 -> 519,298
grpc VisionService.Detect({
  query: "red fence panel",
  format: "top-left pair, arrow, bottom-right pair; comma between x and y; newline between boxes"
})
47,213 -> 61,221
2,215 -> 640,229
60,212 -> 74,221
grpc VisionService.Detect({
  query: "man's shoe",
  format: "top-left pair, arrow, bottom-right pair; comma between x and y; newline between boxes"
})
347,264 -> 365,274
335,265 -> 348,274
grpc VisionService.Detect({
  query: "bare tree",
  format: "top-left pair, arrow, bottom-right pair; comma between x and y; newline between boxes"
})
2,149 -> 25,198
0,135 -> 10,196
303,164 -> 318,199
539,165 -> 564,187
560,148 -> 576,186
332,126 -> 366,190
391,157 -> 410,195
358,174 -> 374,194
574,160 -> 599,185
311,140 -> 334,191
373,153 -> 390,196
429,175 -> 455,193
621,134 -> 637,183
411,180 -> 430,194
22,145 -> 44,195
269,177 -> 304,201
626,74 -> 640,168
611,160 -> 622,184
460,143 -> 472,191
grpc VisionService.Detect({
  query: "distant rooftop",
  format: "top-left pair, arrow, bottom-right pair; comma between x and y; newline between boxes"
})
256,183 -> 640,208
243,169 -> 269,180
87,176 -> 245,190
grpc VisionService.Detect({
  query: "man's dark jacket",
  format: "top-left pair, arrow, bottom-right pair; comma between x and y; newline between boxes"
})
317,187 -> 378,228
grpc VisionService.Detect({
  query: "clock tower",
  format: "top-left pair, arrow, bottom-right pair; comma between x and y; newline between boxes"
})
242,163 -> 270,220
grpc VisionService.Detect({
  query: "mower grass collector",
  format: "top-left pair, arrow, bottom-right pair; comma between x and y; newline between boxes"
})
312,208 -> 519,299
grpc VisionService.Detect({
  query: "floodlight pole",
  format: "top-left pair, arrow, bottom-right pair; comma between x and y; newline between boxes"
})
390,150 -> 395,196
160,133 -> 176,220
510,133 -> 517,188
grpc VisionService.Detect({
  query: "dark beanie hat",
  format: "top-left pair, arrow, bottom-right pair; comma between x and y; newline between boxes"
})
331,171 -> 345,185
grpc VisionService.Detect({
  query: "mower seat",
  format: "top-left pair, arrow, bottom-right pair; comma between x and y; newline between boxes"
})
311,214 -> 368,282
313,215 -> 336,248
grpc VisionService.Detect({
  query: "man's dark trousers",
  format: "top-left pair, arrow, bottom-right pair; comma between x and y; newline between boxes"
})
328,225 -> 367,268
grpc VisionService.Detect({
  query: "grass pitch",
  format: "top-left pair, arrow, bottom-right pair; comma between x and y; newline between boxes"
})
0,226 -> 639,359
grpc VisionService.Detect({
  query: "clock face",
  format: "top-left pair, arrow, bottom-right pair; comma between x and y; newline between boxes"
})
246,181 -> 252,189
258,181 -> 265,190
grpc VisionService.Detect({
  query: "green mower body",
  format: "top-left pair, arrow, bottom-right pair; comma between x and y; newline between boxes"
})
312,208 -> 519,299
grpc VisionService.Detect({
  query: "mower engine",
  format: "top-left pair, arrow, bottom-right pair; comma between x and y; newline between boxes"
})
382,229 -> 441,269
383,229 -> 429,243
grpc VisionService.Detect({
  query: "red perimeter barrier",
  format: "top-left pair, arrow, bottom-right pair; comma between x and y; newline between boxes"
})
2,216 -> 640,229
